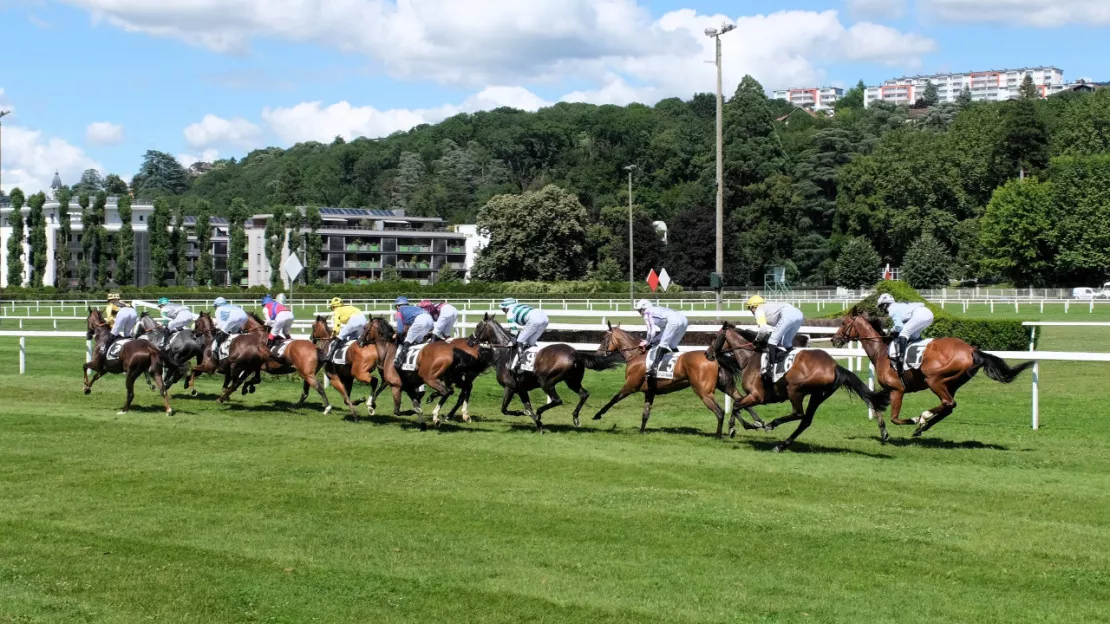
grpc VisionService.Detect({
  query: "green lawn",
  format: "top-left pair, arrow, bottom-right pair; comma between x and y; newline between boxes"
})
1,331 -> 1109,623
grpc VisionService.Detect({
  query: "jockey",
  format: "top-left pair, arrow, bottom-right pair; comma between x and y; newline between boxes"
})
877,293 -> 935,376
325,297 -> 366,362
500,297 -> 549,376
418,299 -> 459,341
746,295 -> 804,381
634,299 -> 688,378
260,294 -> 294,347
394,296 -> 435,367
157,297 -> 198,349
101,293 -> 137,354
212,297 -> 248,354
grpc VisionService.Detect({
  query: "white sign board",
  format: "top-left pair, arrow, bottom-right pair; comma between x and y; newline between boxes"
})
283,254 -> 304,282
658,268 -> 671,292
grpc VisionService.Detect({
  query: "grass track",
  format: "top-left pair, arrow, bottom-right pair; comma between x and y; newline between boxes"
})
1,326 -> 1110,623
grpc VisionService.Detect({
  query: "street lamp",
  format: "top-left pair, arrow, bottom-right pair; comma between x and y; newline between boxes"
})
0,110 -> 10,197
625,164 -> 637,304
705,22 -> 735,312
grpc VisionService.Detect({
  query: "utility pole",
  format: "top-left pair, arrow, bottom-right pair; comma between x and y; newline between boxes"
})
625,164 -> 637,304
705,23 -> 735,312
0,111 -> 10,197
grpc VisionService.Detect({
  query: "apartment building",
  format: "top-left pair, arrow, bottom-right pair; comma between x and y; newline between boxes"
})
865,66 -> 1068,106
771,87 -> 843,111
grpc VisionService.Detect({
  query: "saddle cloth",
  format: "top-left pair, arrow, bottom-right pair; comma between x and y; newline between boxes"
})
761,349 -> 806,383
106,338 -> 133,361
331,340 -> 357,365
511,346 -> 542,373
273,339 -> 294,359
889,338 -> 933,370
216,334 -> 243,362
646,348 -> 679,380
400,343 -> 429,371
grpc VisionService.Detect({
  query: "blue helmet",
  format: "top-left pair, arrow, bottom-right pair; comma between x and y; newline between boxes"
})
394,296 -> 409,306
500,297 -> 518,309
213,297 -> 228,308
261,294 -> 274,305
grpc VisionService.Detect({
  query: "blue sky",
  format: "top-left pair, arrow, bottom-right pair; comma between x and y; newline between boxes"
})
2,0 -> 1108,194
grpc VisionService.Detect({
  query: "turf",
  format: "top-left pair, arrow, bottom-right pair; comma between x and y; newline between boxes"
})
1,324 -> 1109,623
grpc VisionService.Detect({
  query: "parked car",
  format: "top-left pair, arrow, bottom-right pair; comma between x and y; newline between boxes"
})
1073,287 -> 1096,300
1098,283 -> 1110,299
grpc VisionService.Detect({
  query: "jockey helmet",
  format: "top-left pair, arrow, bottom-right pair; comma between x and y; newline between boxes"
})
634,299 -> 652,312
213,297 -> 228,308
107,292 -> 121,302
275,293 -> 287,304
261,294 -> 274,305
394,296 -> 409,306
500,297 -> 518,309
329,297 -> 344,308
418,299 -> 435,311
745,295 -> 766,309
876,293 -> 895,307
157,297 -> 170,306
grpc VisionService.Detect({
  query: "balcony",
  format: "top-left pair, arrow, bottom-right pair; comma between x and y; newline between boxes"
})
397,245 -> 433,253
396,260 -> 432,270
447,246 -> 466,254
345,242 -> 381,252
345,260 -> 382,269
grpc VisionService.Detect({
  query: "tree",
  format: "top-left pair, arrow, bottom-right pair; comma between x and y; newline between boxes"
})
148,198 -> 171,286
275,161 -> 303,205
391,152 -> 426,212
833,237 -> 881,289
227,198 -> 249,287
1020,74 -> 1039,100
264,207 -> 286,289
77,194 -> 92,288
997,98 -> 1049,179
284,206 -> 304,285
27,192 -> 48,287
54,189 -> 73,291
5,188 -> 25,287
664,203 -> 715,287
171,204 -> 188,285
920,81 -> 940,107
598,205 -> 665,281
1051,155 -> 1110,283
380,264 -> 401,282
835,80 -> 867,112
956,86 -> 973,107
134,150 -> 191,198
902,233 -> 951,289
589,256 -> 623,281
979,178 -> 1057,286
194,199 -> 214,286
92,192 -> 110,288
434,262 -> 461,285
116,195 -> 135,286
472,185 -> 590,281
104,174 -> 129,195
723,75 -> 786,203
72,168 -> 104,194
952,218 -> 981,281
304,205 -> 323,286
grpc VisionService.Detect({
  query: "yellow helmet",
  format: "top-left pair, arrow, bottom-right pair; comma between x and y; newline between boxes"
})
745,295 -> 766,308
106,292 -> 121,302
329,297 -> 343,308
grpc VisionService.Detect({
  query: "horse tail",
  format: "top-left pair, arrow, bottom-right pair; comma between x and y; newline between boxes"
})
833,365 -> 891,412
973,350 -> 1035,384
575,350 -> 623,371
452,346 -> 481,373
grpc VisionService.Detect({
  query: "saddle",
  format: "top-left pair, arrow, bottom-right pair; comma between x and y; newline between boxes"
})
330,340 -> 357,365
270,339 -> 294,360
399,342 -> 429,371
511,346 -> 542,373
105,338 -> 133,361
889,338 -> 933,371
760,349 -> 805,383
645,348 -> 679,380
215,334 -> 243,362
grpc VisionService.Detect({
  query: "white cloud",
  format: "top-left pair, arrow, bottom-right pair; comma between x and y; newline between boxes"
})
177,149 -> 220,169
1,126 -> 101,195
920,0 -> 1110,26
846,0 -> 908,20
86,121 -> 124,145
183,114 -> 262,149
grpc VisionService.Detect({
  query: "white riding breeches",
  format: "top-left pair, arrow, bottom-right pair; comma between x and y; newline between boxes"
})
653,316 -> 688,351
515,311 -> 549,347
433,308 -> 458,338
111,308 -> 137,338
898,307 -> 934,341
270,310 -> 294,337
337,314 -> 367,342
404,313 -> 435,344
167,312 -> 197,332
217,310 -> 248,334
768,307 -> 804,349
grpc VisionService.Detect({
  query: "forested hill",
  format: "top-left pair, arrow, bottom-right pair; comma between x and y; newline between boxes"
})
64,76 -> 1110,288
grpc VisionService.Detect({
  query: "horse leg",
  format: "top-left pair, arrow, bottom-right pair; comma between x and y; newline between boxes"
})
120,367 -> 141,414
218,364 -> 247,404
500,384 -> 526,417
695,390 -> 726,438
518,389 -> 543,433
152,364 -> 173,416
300,366 -> 332,415
763,392 -> 806,432
592,381 -> 637,421
889,390 -> 915,426
639,390 -> 656,434
325,372 -> 356,420
874,391 -> 894,444
84,367 -> 106,394
563,371 -> 590,428
144,371 -> 156,392
446,381 -> 472,423
725,383 -> 763,437
774,390 -> 831,453
534,384 -> 563,419
913,376 -> 961,437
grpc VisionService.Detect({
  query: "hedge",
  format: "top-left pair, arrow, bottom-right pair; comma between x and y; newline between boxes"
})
826,281 -> 1035,351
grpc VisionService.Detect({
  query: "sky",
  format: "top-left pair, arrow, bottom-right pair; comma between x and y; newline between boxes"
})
1,0 -> 1108,195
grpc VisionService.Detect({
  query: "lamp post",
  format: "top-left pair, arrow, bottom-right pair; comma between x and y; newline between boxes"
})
705,23 -> 735,312
625,164 -> 637,304
0,110 -> 10,196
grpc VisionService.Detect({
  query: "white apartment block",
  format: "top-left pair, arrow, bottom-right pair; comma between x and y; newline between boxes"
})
865,66 -> 1068,106
771,87 -> 843,111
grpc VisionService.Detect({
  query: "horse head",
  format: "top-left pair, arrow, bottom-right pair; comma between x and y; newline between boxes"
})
365,317 -> 394,344
86,308 -> 106,340
244,311 -> 266,332
832,309 -> 885,348
469,314 -> 510,347
311,315 -> 330,344
596,324 -> 634,357
194,311 -> 214,336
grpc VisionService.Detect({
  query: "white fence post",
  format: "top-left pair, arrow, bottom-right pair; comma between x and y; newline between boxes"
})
1029,326 -> 1039,430
86,339 -> 93,363
20,336 -> 26,374
867,362 -> 875,421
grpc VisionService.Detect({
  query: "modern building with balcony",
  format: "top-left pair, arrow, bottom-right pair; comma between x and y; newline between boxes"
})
771,86 -> 843,111
865,66 -> 1069,106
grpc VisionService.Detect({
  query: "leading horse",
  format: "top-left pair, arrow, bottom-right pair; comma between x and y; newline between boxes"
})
832,310 -> 1035,440
83,308 -> 173,415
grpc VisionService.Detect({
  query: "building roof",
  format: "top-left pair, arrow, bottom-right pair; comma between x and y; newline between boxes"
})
50,171 -> 63,190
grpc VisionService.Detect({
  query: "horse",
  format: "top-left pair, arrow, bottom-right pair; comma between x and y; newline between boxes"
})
310,316 -> 384,420
363,317 -> 490,430
591,324 -> 761,437
468,314 -> 621,432
135,312 -> 205,390
82,308 -> 173,415
709,322 -> 891,452
185,310 -> 268,404
831,310 -> 1036,440
248,314 -> 333,413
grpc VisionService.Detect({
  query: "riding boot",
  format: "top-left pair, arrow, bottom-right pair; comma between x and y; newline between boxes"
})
510,342 -> 522,376
322,340 -> 336,363
395,343 -> 409,368
762,347 -> 779,383
101,334 -> 115,355
648,346 -> 671,378
894,336 -> 909,378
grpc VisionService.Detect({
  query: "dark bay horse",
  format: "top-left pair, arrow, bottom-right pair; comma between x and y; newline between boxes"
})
186,310 -> 267,404
592,324 -> 759,437
832,311 -> 1035,440
469,314 -> 619,432
83,308 -> 173,415
310,316 -> 384,420
710,323 -> 891,451
136,312 -> 205,390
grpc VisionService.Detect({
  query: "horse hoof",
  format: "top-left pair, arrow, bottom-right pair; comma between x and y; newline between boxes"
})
419,423 -> 428,432
573,417 -> 581,428
462,415 -> 471,423
772,445 -> 784,453
190,389 -> 198,397
323,405 -> 333,415
881,431 -> 889,444
117,411 -> 127,415
241,387 -> 249,396
728,428 -> 736,438
249,386 -> 256,394
912,429 -> 923,439
83,388 -> 91,395
166,409 -> 174,417
592,415 -> 603,421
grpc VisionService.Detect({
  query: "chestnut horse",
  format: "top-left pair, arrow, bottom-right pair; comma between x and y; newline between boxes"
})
468,314 -> 620,432
186,311 -> 268,404
83,308 -> 173,415
592,324 -> 761,437
251,314 -> 333,414
710,323 -> 891,452
832,311 -> 1035,440
310,316 -> 384,420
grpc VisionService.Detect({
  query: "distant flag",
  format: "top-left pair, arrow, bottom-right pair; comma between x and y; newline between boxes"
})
883,263 -> 893,281
646,269 -> 660,293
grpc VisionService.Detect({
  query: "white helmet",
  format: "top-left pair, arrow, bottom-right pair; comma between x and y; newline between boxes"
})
877,294 -> 895,307
634,299 -> 652,312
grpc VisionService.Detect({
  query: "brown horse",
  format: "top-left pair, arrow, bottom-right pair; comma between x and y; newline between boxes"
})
363,318 -> 490,430
310,316 -> 384,420
591,324 -> 760,437
832,311 -> 1035,440
186,310 -> 268,404
251,314 -> 333,414
469,314 -> 620,432
710,323 -> 891,452
83,308 -> 173,415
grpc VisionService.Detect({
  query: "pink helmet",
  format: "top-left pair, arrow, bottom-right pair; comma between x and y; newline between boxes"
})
418,299 -> 436,311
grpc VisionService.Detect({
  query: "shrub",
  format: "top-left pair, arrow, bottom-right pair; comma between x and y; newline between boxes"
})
902,233 -> 951,289
834,237 -> 881,289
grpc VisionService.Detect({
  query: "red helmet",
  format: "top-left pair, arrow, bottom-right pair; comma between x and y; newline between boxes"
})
418,300 -> 436,311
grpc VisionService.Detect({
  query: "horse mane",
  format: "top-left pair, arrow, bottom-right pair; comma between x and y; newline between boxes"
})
246,311 -> 266,325
374,316 -> 395,341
